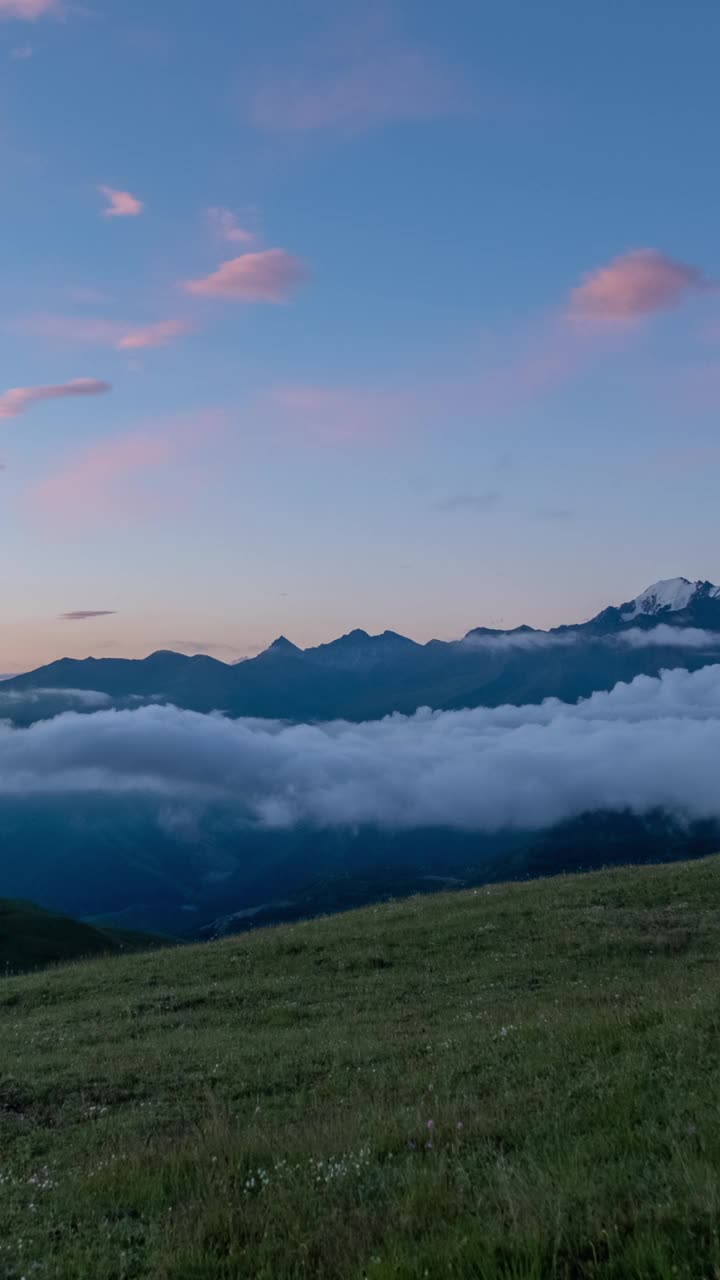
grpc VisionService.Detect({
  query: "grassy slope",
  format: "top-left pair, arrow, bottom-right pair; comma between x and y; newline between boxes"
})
3,858 -> 720,1278
0,899 -> 166,976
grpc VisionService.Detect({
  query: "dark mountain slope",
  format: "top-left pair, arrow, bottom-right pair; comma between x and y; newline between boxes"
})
0,898 -> 163,975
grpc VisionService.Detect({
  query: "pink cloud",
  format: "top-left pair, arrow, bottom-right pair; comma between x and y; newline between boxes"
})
569,249 -> 710,323
20,313 -> 191,351
207,207 -> 255,244
29,412 -> 223,527
99,186 -> 144,218
33,434 -> 175,523
268,384 -> 412,445
251,48 -> 471,132
264,322 -> 608,448
60,611 -> 116,621
20,314 -> 124,345
184,249 -> 307,302
116,319 -> 193,350
0,0 -> 58,17
0,378 -> 111,420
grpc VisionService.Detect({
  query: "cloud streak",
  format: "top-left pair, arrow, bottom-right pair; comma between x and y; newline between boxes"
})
117,320 -> 192,350
184,250 -> 307,302
251,48 -> 472,133
59,611 -> 117,621
206,207 -> 254,244
21,313 -> 192,351
0,0 -> 58,17
264,331 -> 593,447
0,379 -> 111,420
436,491 -> 501,513
29,410 -> 223,527
4,666 -> 720,835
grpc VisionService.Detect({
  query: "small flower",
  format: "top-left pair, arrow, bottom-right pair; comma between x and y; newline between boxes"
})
426,1119 -> 434,1130
456,1121 -> 464,1130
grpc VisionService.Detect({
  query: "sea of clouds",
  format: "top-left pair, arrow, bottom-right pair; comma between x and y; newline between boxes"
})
1,664 -> 720,833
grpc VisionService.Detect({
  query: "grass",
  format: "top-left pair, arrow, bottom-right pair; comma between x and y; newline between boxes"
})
3,856 -> 720,1278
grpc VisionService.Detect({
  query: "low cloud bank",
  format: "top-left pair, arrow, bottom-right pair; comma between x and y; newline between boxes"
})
616,625 -> 720,649
0,687 -> 112,708
462,630 -> 575,651
462,625 -> 720,652
2,666 -> 720,832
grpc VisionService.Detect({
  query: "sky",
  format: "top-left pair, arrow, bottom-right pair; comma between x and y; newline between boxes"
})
2,0 -> 720,672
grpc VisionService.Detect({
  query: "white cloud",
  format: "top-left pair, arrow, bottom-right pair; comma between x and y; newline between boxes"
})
0,687 -> 111,708
3,665 -> 720,834
461,625 -> 720,652
461,630 -> 577,651
616,625 -> 720,650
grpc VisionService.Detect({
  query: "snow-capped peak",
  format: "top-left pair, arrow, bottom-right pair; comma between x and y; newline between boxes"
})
621,577 -> 718,620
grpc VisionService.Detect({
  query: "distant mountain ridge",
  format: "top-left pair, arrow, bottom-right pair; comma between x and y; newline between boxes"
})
6,577 -> 720,722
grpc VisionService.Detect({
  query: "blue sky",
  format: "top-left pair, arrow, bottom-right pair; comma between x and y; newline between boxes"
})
2,0 -> 719,670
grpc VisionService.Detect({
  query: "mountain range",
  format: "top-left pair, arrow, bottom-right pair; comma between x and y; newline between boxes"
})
6,577 -> 720,722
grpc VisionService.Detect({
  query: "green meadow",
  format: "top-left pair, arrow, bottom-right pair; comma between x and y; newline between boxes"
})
3,857 -> 720,1279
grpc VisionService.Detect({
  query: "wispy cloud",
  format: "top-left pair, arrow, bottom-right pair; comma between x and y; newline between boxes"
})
206,207 -> 255,244
0,0 -> 59,18
9,43 -> 33,56
117,319 -> 193,350
264,329 -> 592,447
461,629 -> 577,652
20,313 -> 192,351
251,47 -> 473,133
29,411 -> 223,527
32,433 -> 178,523
99,186 -> 144,218
19,314 -> 122,345
267,384 -> 410,445
59,611 -> 117,621
435,491 -> 500,513
184,249 -> 307,302
0,378 -> 110,420
568,249 -> 711,323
